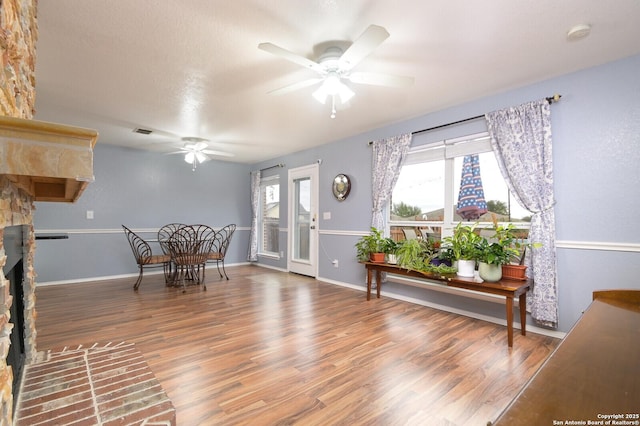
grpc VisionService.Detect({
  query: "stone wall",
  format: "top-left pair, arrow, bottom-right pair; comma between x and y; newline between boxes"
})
0,0 -> 38,424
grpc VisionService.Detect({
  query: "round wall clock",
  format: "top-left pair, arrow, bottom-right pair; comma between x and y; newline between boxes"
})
332,174 -> 351,201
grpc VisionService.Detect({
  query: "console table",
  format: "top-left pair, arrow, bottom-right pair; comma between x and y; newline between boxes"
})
363,261 -> 530,347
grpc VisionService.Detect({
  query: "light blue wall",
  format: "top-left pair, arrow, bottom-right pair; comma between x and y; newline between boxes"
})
33,144 -> 251,281
34,54 -> 640,332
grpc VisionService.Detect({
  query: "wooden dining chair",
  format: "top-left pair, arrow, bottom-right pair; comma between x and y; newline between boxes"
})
166,225 -> 215,292
122,225 -> 171,290
208,224 -> 236,280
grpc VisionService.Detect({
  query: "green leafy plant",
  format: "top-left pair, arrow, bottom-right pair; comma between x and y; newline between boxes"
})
475,238 -> 518,265
380,237 -> 399,255
355,227 -> 385,261
396,238 -> 429,270
441,222 -> 483,261
488,219 -> 542,265
394,238 -> 457,276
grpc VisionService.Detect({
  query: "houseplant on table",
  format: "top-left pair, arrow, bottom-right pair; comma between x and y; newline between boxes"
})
395,238 -> 457,276
474,237 -> 519,282
380,237 -> 400,264
484,220 -> 542,281
355,227 -> 386,263
441,222 -> 482,277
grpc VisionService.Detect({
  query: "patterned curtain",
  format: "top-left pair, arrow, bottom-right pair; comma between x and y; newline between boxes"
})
485,99 -> 558,328
247,170 -> 261,262
371,133 -> 412,230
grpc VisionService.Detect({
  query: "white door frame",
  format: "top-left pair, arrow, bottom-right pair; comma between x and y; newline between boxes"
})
287,163 -> 319,277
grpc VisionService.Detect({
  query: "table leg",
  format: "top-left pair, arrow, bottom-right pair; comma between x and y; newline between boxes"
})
376,271 -> 382,299
367,268 -> 372,301
519,293 -> 527,336
506,296 -> 514,347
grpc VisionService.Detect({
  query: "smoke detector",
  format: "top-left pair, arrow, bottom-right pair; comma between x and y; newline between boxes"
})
567,24 -> 591,41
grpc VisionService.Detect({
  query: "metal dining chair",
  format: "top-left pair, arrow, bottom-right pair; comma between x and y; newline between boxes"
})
207,224 -> 236,280
165,225 -> 215,292
122,225 -> 171,290
158,223 -> 187,283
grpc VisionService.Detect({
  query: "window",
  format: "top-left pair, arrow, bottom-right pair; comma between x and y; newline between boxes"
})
389,132 -> 531,241
259,176 -> 280,256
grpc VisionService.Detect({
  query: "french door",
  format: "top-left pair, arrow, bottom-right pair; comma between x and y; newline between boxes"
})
287,163 -> 319,277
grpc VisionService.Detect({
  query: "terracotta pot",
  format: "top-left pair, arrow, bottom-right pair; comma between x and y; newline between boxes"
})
369,252 -> 385,263
502,264 -> 527,280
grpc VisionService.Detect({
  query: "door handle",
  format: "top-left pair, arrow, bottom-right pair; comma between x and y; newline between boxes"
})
310,226 -> 316,229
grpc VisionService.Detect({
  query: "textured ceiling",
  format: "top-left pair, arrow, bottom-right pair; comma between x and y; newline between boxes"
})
33,0 -> 640,164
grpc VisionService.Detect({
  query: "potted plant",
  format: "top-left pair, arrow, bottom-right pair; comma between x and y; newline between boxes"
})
380,237 -> 400,264
474,237 -> 519,282
485,219 -> 542,280
396,238 -> 428,270
441,222 -> 482,277
355,227 -> 386,263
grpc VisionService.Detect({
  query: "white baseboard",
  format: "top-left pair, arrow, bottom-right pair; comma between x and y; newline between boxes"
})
36,262 -> 251,286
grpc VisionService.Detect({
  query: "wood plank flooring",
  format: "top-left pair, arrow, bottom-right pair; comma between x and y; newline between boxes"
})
34,265 -> 559,426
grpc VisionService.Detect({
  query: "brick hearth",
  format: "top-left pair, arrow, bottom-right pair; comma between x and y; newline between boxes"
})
14,342 -> 176,425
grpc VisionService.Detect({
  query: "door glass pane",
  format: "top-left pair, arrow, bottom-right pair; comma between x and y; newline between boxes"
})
294,177 -> 310,261
260,182 -> 279,255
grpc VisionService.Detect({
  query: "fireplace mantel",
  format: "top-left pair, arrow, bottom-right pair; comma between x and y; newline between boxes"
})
0,116 -> 98,202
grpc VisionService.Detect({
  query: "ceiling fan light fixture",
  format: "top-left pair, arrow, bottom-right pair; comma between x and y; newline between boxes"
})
312,84 -> 329,104
338,84 -> 355,104
184,151 -> 195,164
312,74 -> 354,105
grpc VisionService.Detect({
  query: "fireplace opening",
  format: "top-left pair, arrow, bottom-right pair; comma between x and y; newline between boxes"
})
3,225 -> 26,412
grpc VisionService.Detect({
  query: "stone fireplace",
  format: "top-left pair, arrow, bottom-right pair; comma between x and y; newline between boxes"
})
1,1 -> 39,422
0,0 -> 98,422
0,183 -> 36,424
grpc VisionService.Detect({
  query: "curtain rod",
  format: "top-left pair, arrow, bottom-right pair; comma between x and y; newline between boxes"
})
368,94 -> 562,145
259,163 -> 284,172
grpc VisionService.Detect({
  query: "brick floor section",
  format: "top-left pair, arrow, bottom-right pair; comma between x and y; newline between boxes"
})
14,342 -> 176,425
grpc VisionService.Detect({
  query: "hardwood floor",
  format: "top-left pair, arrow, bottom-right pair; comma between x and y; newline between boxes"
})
34,265 -> 559,426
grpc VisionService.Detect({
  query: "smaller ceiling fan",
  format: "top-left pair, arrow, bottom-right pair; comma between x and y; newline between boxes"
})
259,24 -> 414,118
169,137 -> 234,171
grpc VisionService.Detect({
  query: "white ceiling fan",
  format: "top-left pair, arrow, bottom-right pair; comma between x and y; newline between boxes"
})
259,24 -> 414,118
169,137 -> 234,171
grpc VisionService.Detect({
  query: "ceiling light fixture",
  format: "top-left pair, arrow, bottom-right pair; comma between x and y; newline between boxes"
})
184,149 -> 208,171
180,138 -> 210,171
312,72 -> 355,119
567,24 -> 591,41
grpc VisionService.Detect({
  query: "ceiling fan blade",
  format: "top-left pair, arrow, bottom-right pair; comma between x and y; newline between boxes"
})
167,150 -> 187,155
202,149 -> 235,157
348,71 -> 414,88
267,78 -> 323,95
338,25 -> 390,70
259,42 -> 322,73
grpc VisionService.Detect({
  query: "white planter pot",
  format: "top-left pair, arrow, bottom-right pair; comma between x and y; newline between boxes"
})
455,259 -> 476,277
478,262 -> 502,282
387,254 -> 397,264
